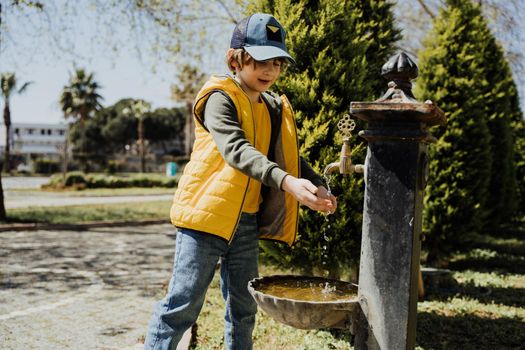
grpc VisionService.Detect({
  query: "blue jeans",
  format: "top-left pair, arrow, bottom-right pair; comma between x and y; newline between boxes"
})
144,213 -> 259,350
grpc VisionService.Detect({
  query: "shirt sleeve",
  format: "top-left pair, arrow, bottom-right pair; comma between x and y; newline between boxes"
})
203,92 -> 326,190
300,157 -> 326,188
203,92 -> 287,189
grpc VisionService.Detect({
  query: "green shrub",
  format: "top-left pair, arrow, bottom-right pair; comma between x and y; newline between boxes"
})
34,159 -> 61,174
64,171 -> 88,187
46,174 -> 63,187
44,172 -> 179,189
130,174 -> 154,187
105,160 -> 120,174
250,0 -> 400,278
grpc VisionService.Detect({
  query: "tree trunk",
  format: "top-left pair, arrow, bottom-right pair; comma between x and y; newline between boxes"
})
138,117 -> 145,173
80,114 -> 87,172
62,125 -> 69,185
3,102 -> 11,173
184,101 -> 195,157
0,161 -> 7,221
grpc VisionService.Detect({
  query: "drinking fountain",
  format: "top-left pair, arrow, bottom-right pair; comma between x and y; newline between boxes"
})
249,52 -> 445,350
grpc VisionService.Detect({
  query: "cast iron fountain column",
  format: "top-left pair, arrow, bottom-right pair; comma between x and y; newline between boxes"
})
350,52 -> 445,350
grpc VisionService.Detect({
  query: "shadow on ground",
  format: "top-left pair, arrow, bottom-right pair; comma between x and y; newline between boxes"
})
415,226 -> 525,350
416,312 -> 525,350
448,254 -> 525,275
423,283 -> 525,309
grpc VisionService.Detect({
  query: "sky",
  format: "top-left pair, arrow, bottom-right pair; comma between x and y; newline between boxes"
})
0,2 -> 234,126
1,1 -> 524,127
2,53 -> 176,125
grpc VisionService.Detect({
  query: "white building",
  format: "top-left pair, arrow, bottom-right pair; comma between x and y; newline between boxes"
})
0,122 -> 67,168
12,122 -> 67,155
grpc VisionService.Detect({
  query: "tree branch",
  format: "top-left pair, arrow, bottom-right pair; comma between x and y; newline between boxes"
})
215,0 -> 240,24
416,0 -> 436,19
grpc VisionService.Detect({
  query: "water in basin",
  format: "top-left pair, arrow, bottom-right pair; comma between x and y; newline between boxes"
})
257,278 -> 357,302
248,275 -> 358,329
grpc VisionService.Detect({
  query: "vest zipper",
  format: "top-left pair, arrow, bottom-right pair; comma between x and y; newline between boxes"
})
228,87 -> 257,244
287,96 -> 301,245
229,177 -> 251,244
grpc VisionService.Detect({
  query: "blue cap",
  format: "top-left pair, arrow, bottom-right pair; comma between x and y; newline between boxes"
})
230,13 -> 295,65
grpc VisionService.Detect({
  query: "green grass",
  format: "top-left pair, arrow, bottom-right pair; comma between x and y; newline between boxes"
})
2,188 -> 523,348
18,186 -> 174,197
417,267 -> 525,350
4,200 -> 171,224
188,227 -> 525,350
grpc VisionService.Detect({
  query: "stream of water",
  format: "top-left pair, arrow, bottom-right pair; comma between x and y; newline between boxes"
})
319,174 -> 334,269
322,173 -> 334,242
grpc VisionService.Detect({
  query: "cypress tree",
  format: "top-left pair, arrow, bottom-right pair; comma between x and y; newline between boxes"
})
478,22 -> 517,226
509,83 -> 525,219
249,0 -> 400,278
415,0 -> 493,264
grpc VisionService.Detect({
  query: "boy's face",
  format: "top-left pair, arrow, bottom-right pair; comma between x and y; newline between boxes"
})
236,56 -> 284,100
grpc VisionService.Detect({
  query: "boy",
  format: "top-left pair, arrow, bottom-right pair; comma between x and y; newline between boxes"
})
144,13 -> 337,350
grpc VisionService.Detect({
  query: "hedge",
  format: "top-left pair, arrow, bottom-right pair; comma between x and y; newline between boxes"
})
45,171 -> 180,189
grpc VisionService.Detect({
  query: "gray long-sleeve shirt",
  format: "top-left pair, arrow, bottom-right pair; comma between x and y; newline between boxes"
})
202,92 -> 325,190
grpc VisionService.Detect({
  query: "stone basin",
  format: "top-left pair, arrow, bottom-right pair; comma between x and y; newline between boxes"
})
248,275 -> 359,330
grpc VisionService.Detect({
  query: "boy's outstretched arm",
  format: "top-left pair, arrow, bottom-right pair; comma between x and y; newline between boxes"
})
281,175 -> 337,213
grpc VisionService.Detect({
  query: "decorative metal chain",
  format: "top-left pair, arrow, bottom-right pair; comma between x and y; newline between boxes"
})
337,114 -> 356,138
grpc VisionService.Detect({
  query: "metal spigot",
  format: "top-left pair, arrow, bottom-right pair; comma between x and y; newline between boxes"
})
323,137 -> 364,176
323,114 -> 364,177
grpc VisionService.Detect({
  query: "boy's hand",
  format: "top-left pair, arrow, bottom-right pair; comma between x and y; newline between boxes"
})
281,176 -> 336,213
317,185 -> 337,215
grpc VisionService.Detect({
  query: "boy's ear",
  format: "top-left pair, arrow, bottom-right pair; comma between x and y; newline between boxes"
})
226,48 -> 235,60
226,48 -> 239,72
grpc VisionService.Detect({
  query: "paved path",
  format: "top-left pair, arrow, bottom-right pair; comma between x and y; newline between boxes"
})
0,224 -> 177,350
1,176 -> 50,190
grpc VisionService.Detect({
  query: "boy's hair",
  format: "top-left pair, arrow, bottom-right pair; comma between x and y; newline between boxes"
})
226,48 -> 289,74
226,48 -> 251,74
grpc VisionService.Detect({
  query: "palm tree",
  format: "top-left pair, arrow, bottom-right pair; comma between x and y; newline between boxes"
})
0,168 -> 5,220
1,73 -> 32,172
59,68 -> 103,172
123,100 -> 151,173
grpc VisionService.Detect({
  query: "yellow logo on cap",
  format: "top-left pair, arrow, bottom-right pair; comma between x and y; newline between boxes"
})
267,25 -> 280,33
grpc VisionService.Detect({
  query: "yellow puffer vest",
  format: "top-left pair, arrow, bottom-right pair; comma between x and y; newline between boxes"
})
170,75 -> 300,246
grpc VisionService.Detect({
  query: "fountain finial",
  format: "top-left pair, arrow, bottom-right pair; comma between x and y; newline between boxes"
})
381,52 -> 418,81
377,52 -> 419,103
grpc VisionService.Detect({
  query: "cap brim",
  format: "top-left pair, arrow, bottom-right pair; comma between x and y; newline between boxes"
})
244,46 -> 296,65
